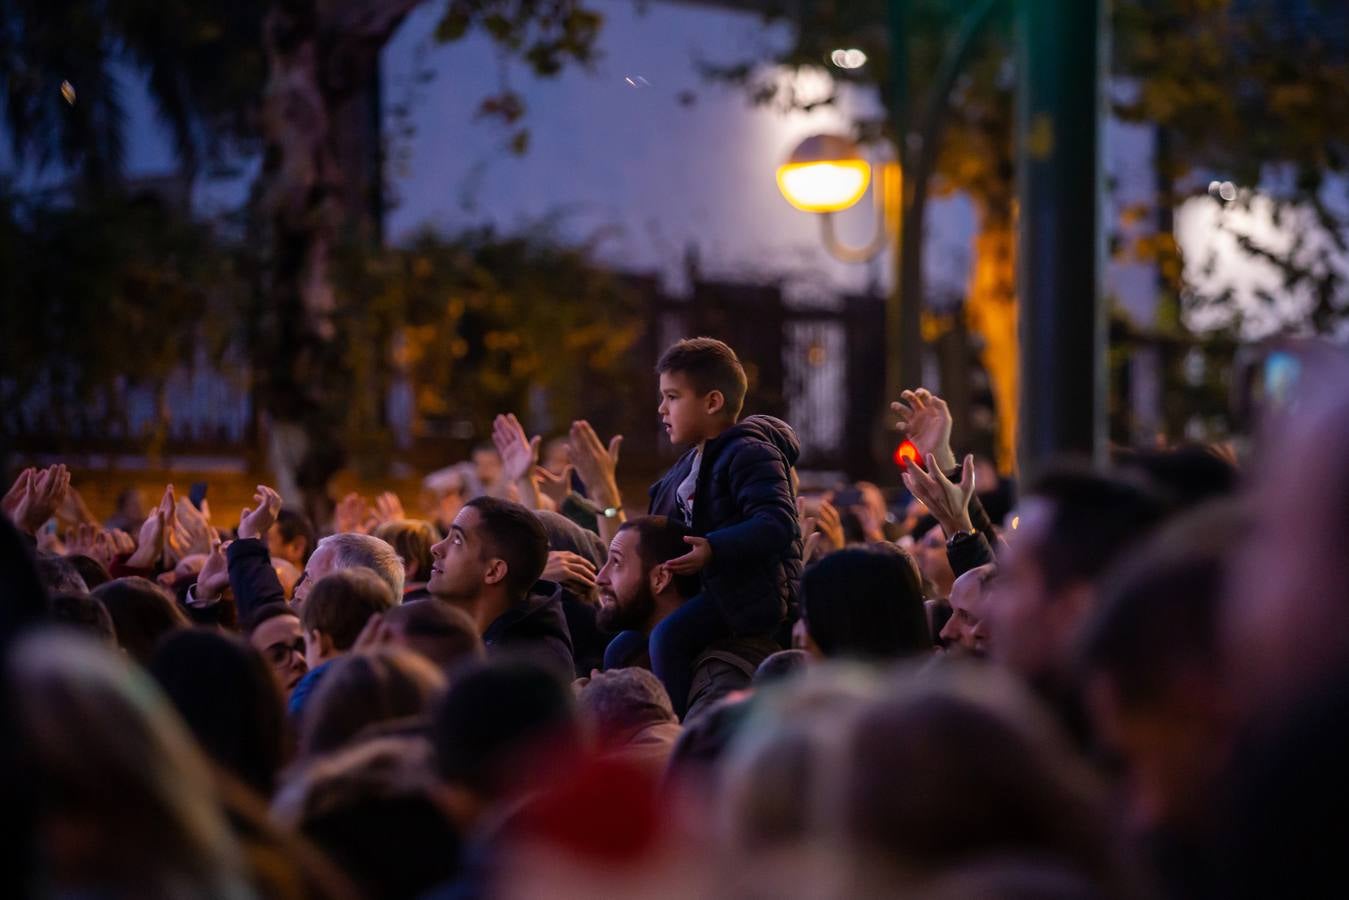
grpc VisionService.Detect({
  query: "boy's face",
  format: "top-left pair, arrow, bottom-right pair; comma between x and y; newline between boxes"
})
659,371 -> 721,445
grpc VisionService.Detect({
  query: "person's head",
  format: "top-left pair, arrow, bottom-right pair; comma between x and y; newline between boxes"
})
430,660 -> 580,829
427,497 -> 549,607
47,592 -> 117,645
577,667 -> 676,742
65,554 -> 111,590
1226,354 -> 1349,714
294,532 -> 404,607
754,649 -> 813,686
656,337 -> 748,443
272,736 -> 460,899
300,568 -> 396,668
149,629 -> 286,796
800,547 -> 930,660
9,631 -> 247,894
1080,501 -> 1244,832
596,516 -> 700,634
939,564 -> 997,657
843,669 -> 1114,884
541,436 -> 571,475
1114,444 -> 1238,512
36,555 -> 89,596
472,444 -> 503,490
422,466 -> 469,531
989,466 -> 1169,683
244,603 -> 309,695
382,599 -> 485,671
373,519 -> 440,585
266,508 -> 316,568
913,523 -> 956,599
300,647 -> 447,758
93,577 -> 190,666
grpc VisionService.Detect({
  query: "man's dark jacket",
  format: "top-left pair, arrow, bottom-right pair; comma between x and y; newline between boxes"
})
482,580 -> 574,680
648,415 -> 802,635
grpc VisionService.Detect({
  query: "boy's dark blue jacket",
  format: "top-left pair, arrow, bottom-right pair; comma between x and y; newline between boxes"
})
648,414 -> 802,635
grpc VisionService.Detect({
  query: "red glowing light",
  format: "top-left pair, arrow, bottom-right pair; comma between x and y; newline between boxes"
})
893,439 -> 920,469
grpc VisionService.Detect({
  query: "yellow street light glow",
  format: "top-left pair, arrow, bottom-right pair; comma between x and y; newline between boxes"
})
776,134 -> 872,213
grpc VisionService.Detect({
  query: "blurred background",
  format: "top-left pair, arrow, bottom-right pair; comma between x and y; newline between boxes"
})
2,0 -> 1346,523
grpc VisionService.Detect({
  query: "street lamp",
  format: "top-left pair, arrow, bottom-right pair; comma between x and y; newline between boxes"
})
776,134 -> 898,265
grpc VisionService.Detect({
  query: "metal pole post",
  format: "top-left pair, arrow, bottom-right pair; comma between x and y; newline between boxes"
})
1015,0 -> 1107,477
887,0 -> 918,405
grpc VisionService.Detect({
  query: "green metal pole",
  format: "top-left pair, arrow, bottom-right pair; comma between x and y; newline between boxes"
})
1015,0 -> 1107,478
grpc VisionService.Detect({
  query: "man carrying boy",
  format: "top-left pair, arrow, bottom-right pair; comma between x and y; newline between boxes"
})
647,337 -> 802,717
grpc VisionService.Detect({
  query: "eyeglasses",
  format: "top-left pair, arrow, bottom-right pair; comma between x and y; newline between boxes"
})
264,638 -> 305,666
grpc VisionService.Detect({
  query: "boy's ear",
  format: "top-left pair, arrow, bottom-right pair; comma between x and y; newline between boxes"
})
704,389 -> 726,417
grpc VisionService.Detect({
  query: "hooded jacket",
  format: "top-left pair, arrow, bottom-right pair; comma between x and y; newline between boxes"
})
648,415 -> 802,635
482,580 -> 575,680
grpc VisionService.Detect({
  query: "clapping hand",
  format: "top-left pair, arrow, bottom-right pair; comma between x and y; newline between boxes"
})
891,389 -> 957,472
902,453 -> 977,539
238,485 -> 283,541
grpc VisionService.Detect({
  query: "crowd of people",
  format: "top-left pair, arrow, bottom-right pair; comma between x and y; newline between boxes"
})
3,335 -> 1348,899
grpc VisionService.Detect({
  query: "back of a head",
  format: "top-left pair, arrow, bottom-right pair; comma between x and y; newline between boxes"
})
755,649 -> 812,686
301,568 -> 396,651
466,497 -> 550,602
382,599 -> 485,670
276,508 -> 317,563
431,660 -> 579,799
1080,500 -> 1247,711
243,601 -> 299,637
273,736 -> 459,899
1023,466 -> 1171,594
300,648 -> 447,758
802,547 -> 930,660
93,576 -> 189,666
656,336 -> 748,420
536,509 -> 607,570
47,592 -> 117,645
844,674 -> 1110,881
9,630 -> 246,893
619,516 -> 702,598
578,667 -> 676,738
315,532 -> 406,601
65,554 -> 112,590
36,554 -> 89,597
1115,445 -> 1238,511
149,628 -> 286,796
372,519 -> 439,583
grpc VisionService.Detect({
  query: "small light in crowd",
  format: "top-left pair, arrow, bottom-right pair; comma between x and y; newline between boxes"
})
894,439 -> 919,470
624,75 -> 651,88
60,80 -> 76,105
1011,515 -> 1020,530
1219,181 -> 1237,202
830,48 -> 867,70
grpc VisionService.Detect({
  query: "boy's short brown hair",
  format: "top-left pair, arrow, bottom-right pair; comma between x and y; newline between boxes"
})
301,568 -> 396,650
657,337 -> 748,420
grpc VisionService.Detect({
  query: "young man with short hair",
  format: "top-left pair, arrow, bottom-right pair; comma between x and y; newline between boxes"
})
289,568 -> 397,718
645,337 -> 802,717
427,496 -> 573,679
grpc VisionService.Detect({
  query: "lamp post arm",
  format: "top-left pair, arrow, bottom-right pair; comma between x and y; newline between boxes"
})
817,162 -> 895,264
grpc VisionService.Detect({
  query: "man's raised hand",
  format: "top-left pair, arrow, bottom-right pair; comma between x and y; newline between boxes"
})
902,453 -> 977,539
568,420 -> 623,508
891,388 -> 957,472
492,413 -> 541,485
238,485 -> 283,541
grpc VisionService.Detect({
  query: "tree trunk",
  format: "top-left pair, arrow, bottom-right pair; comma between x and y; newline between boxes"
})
965,200 -> 1019,476
254,0 -> 421,525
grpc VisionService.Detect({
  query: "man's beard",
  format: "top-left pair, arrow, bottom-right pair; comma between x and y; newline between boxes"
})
597,582 -> 656,633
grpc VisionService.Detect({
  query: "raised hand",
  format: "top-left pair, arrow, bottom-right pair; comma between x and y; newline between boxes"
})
902,453 -> 977,539
373,491 -> 406,526
238,485 -> 283,541
2,468 -> 34,521
10,464 -> 72,534
66,523 -> 120,569
534,464 -> 574,510
541,550 -> 599,596
666,535 -> 713,576
175,498 -> 217,557
568,420 -> 623,508
195,540 -> 233,602
126,485 -> 175,570
334,492 -> 374,535
492,413 -> 541,485
891,388 -> 956,472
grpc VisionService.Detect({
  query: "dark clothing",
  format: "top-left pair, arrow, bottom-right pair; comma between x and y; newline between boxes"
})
226,537 -> 285,621
647,415 -> 802,635
650,592 -> 730,719
404,585 -> 434,604
482,581 -> 574,680
603,629 -> 651,671
559,591 -> 607,677
947,531 -> 997,578
684,635 -> 779,725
